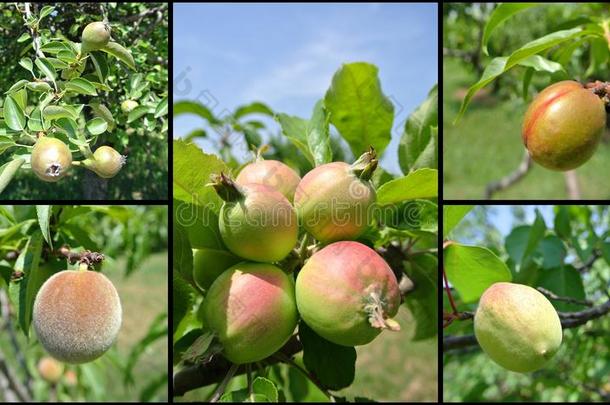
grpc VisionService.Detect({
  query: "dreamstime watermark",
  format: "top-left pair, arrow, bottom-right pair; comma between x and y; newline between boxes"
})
174,192 -> 428,233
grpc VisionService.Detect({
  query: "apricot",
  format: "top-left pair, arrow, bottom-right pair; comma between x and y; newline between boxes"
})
474,282 -> 562,372
33,270 -> 122,364
522,80 -> 606,171
37,356 -> 64,383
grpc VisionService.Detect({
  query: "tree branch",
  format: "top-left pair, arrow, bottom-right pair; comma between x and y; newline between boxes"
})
173,335 -> 303,397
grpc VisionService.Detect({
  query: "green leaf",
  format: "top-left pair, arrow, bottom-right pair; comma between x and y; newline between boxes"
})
5,80 -> 29,94
19,58 -> 33,73
3,96 -> 26,131
86,117 -> 108,135
43,105 -> 77,121
444,243 -> 512,303
101,41 -> 136,70
399,85 -> 438,173
38,5 -> 55,21
154,97 -> 168,118
65,77 -> 97,96
127,106 -> 150,123
40,41 -> 71,54
35,57 -> 57,81
89,51 -> 109,83
443,205 -> 473,239
376,169 -> 438,205
0,158 -> 25,194
324,62 -> 394,156
89,103 -> 115,132
173,100 -> 219,124
26,81 -> 52,93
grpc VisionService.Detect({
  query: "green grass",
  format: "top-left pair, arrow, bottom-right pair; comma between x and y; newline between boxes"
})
443,59 -> 610,200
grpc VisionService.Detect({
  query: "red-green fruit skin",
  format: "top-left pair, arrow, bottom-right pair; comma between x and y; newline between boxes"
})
236,160 -> 301,202
522,80 -> 606,171
204,262 -> 298,364
295,241 -> 400,346
31,137 -> 72,182
294,162 -> 376,244
219,183 -> 298,262
192,248 -> 242,290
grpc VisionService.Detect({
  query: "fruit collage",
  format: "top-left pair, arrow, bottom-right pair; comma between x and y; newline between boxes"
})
2,2 -> 610,404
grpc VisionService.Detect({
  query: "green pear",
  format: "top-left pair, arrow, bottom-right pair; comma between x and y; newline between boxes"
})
81,21 -> 111,54
474,282 -> 562,372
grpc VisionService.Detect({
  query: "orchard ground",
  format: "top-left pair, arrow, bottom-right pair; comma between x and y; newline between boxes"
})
443,58 -> 610,200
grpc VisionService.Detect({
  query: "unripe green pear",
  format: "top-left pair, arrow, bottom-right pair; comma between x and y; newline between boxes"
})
474,282 -> 562,372
121,100 -> 139,113
81,21 -> 111,54
31,137 -> 72,182
522,80 -> 606,171
83,146 -> 126,178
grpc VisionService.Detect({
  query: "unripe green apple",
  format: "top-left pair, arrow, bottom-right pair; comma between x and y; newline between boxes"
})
210,173 -> 298,263
294,149 -> 377,244
522,80 -> 606,171
192,248 -> 242,290
236,160 -> 301,202
474,282 -> 562,372
204,262 -> 298,364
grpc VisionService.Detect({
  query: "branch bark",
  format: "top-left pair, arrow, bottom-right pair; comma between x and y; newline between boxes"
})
173,335 -> 303,397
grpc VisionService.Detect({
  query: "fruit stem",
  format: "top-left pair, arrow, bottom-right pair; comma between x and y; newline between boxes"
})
208,172 -> 244,202
350,146 -> 378,181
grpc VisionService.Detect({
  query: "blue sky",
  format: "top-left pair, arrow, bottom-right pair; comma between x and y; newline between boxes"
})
173,3 -> 438,174
487,205 -> 554,236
